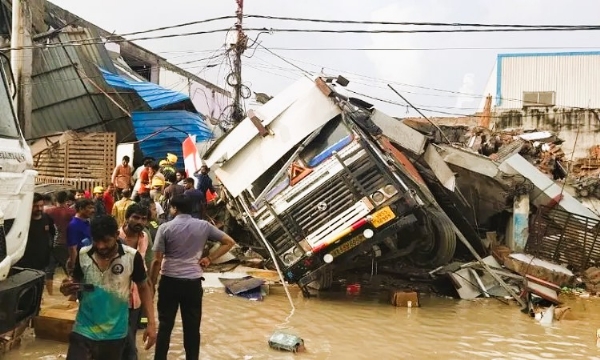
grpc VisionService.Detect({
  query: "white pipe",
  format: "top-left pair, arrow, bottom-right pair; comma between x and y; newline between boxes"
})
238,197 -> 296,312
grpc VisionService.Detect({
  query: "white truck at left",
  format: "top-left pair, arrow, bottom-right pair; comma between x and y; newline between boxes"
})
0,52 -> 45,341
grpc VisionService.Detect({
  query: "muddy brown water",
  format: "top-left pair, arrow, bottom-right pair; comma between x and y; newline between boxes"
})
5,281 -> 600,360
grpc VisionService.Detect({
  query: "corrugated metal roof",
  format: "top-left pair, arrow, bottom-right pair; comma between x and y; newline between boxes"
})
131,110 -> 213,168
30,27 -> 149,143
99,68 -> 191,110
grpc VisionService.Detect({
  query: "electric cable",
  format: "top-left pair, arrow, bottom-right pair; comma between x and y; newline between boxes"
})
244,15 -> 600,29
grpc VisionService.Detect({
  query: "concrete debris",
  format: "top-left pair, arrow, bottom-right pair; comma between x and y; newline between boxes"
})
524,275 -> 561,305
268,331 -> 305,353
504,253 -> 575,287
583,267 -> 600,294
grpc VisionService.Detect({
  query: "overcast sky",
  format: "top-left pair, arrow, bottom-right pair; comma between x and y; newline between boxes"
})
52,0 -> 600,117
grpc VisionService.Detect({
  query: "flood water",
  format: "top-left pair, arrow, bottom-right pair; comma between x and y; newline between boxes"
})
6,281 -> 600,360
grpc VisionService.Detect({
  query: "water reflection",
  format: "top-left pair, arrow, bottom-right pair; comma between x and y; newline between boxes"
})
5,289 -> 600,359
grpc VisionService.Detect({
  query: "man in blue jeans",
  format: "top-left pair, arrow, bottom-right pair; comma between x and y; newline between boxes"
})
149,195 -> 235,360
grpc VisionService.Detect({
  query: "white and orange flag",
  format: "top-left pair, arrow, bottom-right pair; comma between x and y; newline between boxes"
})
181,135 -> 217,201
182,135 -> 201,176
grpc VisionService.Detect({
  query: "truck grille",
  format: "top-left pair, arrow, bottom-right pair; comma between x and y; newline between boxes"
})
0,225 -> 6,262
263,149 -> 389,254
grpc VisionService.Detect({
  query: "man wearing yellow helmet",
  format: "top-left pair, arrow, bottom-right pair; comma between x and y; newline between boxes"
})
92,186 -> 106,218
150,176 -> 165,202
160,154 -> 177,181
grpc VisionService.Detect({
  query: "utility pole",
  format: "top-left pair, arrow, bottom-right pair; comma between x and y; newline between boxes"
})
11,0 -> 33,139
231,0 -> 247,124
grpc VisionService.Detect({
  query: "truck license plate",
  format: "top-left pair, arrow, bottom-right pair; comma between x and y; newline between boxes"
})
329,234 -> 367,258
371,206 -> 396,228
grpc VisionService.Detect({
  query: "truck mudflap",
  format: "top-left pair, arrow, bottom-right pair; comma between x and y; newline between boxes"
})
0,267 -> 45,334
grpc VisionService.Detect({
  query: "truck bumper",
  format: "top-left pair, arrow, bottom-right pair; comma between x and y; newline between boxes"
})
0,267 -> 45,334
295,212 -> 419,287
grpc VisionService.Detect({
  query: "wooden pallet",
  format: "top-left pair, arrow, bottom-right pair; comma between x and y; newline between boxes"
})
35,176 -> 106,193
34,132 -> 116,188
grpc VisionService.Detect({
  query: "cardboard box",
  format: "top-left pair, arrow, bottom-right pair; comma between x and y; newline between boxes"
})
390,290 -> 420,307
33,302 -> 78,343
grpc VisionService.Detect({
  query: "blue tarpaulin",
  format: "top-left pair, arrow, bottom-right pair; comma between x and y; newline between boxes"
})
99,68 -> 190,110
131,111 -> 213,168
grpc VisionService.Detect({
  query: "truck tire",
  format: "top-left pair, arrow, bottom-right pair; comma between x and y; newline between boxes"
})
412,209 -> 457,268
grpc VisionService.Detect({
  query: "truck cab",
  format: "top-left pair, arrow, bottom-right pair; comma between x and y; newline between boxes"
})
0,53 -> 44,338
205,77 -> 458,292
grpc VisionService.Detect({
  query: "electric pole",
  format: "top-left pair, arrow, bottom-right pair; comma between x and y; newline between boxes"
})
231,0 -> 247,124
10,0 -> 33,139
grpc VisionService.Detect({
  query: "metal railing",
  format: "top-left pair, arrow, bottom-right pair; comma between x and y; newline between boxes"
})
526,205 -> 600,270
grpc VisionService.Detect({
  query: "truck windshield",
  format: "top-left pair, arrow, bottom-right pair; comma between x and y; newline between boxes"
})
0,60 -> 20,139
299,116 -> 351,166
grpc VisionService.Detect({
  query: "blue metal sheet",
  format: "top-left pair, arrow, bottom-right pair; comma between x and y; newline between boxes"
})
132,111 -> 213,168
99,68 -> 190,110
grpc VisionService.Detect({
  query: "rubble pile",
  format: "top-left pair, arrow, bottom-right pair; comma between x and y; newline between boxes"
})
414,120 -> 600,202
582,267 -> 600,294
463,128 -> 600,200
568,145 -> 600,199
463,128 -> 567,177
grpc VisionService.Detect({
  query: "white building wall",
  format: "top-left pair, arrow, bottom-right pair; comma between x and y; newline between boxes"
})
487,52 -> 600,110
158,67 -> 230,122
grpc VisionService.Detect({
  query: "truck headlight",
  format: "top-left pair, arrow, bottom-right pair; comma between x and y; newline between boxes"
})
281,246 -> 304,266
371,191 -> 385,204
383,184 -> 398,196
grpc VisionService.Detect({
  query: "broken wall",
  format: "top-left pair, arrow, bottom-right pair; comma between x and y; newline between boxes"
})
494,108 -> 600,159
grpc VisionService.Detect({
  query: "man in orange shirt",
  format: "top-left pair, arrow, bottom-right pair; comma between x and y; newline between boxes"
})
137,160 -> 154,200
112,156 -> 133,199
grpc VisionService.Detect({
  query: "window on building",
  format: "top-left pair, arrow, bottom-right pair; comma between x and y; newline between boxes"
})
523,91 -> 556,107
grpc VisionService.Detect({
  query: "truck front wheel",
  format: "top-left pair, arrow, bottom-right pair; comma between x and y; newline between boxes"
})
411,209 -> 457,268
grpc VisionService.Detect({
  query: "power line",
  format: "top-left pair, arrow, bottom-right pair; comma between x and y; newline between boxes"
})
252,45 -> 593,111
249,46 -> 600,52
244,15 -> 600,29
154,45 -> 600,55
0,28 -> 234,51
252,49 -> 494,100
245,62 -> 483,110
254,44 -> 312,76
5,24 -> 600,52
249,27 -> 600,34
118,15 -> 236,37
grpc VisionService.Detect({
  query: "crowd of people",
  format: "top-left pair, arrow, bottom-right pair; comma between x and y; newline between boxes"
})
18,153 -> 236,360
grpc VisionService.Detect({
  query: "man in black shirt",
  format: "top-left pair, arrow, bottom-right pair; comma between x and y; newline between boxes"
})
183,178 -> 206,219
16,193 -> 55,272
194,165 -> 216,195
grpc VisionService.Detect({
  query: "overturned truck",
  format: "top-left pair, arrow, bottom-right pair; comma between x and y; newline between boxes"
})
204,76 -> 487,290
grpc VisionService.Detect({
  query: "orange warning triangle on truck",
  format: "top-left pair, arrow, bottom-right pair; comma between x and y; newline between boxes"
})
289,162 -> 312,186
